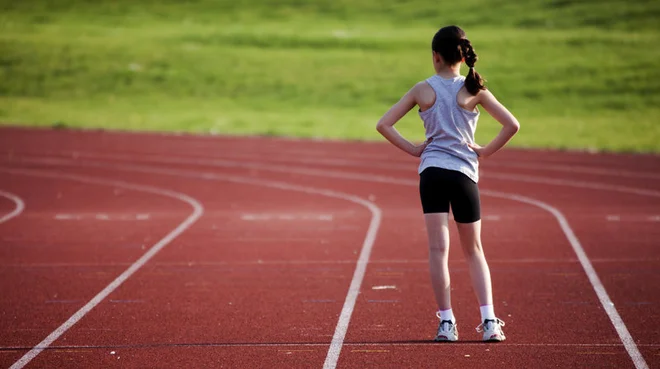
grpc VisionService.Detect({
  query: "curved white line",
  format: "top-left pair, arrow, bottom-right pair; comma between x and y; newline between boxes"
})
51,152 -> 660,199
205,158 -> 651,369
248,149 -> 660,180
2,168 -> 204,369
4,158 -> 382,369
484,172 -> 660,198
222,151 -> 660,180
52,154 -> 652,369
487,161 -> 660,180
0,190 -> 25,224
89,149 -> 660,180
8,155 -> 651,368
480,190 -> 648,369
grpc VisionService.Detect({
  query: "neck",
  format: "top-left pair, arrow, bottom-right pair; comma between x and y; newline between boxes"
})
435,63 -> 461,78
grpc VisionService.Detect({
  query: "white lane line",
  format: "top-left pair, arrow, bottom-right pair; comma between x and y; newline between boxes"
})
54,214 -> 80,220
240,213 -> 334,221
9,156 -> 652,369
480,190 -> 648,369
484,172 -> 660,198
237,164 -> 648,369
8,157 -> 382,369
0,168 -> 204,369
2,256 -> 658,269
220,150 -> 660,180
487,161 -> 660,180
0,190 -> 25,224
59,149 -> 660,180
76,155 -> 651,369
2,341 -> 657,350
53,213 -> 152,221
46,152 -> 660,199
371,285 -> 397,290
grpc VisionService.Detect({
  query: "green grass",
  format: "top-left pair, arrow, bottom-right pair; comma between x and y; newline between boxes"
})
1,0 -> 660,152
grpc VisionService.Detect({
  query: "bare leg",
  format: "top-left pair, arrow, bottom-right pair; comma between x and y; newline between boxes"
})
455,220 -> 493,306
424,213 -> 451,310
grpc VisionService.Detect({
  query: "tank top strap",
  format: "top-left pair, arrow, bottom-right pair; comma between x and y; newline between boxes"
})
425,75 -> 465,107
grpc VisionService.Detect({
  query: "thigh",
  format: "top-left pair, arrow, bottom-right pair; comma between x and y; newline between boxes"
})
448,173 -> 481,223
419,167 -> 450,214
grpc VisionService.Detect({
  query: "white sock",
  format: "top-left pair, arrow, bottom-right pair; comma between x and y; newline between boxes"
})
438,308 -> 455,323
480,304 -> 496,321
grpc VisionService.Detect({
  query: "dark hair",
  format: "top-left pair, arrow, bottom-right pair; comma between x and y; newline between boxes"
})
431,25 -> 485,95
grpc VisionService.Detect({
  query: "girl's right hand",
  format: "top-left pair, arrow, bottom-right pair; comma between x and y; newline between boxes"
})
411,138 -> 433,157
467,142 -> 489,158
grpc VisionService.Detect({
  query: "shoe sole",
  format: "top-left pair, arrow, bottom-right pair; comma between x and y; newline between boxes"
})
483,335 -> 505,342
434,333 -> 458,342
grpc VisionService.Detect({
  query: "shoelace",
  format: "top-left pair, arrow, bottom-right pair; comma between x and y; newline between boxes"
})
435,312 -> 455,333
475,318 -> 505,333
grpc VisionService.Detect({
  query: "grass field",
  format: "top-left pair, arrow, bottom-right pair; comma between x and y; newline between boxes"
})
1,0 -> 660,152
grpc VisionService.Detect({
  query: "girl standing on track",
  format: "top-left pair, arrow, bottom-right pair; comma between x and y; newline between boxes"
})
376,25 -> 520,342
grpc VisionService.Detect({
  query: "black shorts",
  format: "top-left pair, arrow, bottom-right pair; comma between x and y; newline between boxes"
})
419,167 -> 481,223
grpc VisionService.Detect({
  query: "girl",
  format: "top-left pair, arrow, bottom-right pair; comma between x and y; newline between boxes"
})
376,25 -> 520,342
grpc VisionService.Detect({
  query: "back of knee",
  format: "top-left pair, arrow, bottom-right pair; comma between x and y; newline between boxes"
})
429,243 -> 449,254
462,243 -> 484,258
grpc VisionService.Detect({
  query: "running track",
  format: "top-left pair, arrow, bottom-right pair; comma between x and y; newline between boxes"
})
0,127 -> 658,369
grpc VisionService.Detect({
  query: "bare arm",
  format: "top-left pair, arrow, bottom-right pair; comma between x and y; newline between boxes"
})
468,89 -> 520,158
376,83 -> 431,157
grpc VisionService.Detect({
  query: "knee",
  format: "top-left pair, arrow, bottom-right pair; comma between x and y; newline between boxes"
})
462,242 -> 483,258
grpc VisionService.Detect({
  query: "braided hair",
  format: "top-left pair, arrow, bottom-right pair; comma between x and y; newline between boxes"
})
431,26 -> 486,95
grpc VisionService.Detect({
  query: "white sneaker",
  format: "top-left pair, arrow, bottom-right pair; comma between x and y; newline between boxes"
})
476,318 -> 506,341
434,312 -> 458,342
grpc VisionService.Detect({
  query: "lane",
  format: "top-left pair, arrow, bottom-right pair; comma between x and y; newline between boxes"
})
236,154 -> 658,368
22,149 -> 659,196
0,128 -> 658,368
4,162 -> 376,369
93,151 -> 656,366
36,154 -> 647,368
2,127 -> 659,176
0,169 -> 196,368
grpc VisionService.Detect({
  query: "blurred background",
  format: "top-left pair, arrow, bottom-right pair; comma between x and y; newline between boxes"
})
1,0 -> 659,152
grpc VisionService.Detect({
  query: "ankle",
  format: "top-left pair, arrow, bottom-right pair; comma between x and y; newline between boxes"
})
437,308 -> 456,323
479,304 -> 495,321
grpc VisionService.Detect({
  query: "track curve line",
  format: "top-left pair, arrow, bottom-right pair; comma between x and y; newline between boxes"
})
33,154 -> 651,369
65,149 -> 658,180
42,151 -> 660,200
7,155 -> 651,369
0,168 -> 204,369
0,190 -> 25,224
4,157 -> 382,369
219,152 -> 660,180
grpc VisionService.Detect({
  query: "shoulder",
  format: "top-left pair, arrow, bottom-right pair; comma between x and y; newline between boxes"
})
412,80 -> 436,110
412,80 -> 433,93
411,80 -> 436,100
475,88 -> 497,105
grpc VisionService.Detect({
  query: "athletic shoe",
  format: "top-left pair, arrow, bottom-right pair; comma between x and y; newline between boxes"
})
476,318 -> 506,342
434,312 -> 458,342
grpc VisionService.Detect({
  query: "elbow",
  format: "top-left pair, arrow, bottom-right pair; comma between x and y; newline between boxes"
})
509,120 -> 520,134
376,121 -> 387,134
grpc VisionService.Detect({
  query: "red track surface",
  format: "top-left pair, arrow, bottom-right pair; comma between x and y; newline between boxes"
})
0,127 -> 659,369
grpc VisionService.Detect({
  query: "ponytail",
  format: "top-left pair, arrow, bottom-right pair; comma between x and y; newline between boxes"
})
459,38 -> 485,95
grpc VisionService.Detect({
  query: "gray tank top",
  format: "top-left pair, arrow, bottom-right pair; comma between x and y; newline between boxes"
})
418,75 -> 480,183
